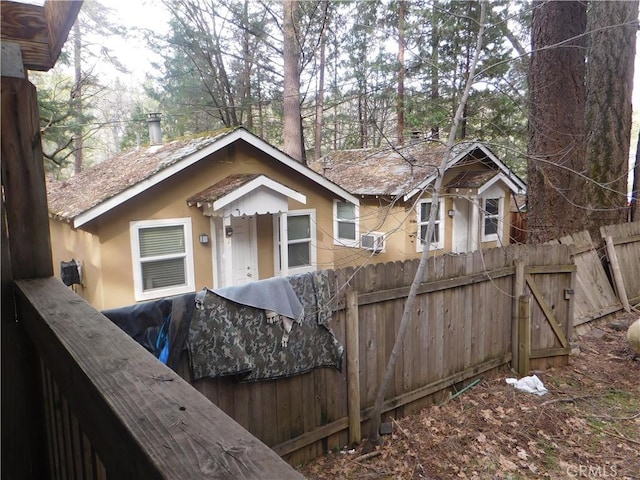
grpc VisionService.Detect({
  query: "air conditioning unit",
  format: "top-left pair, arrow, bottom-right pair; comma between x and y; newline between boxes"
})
361,232 -> 385,253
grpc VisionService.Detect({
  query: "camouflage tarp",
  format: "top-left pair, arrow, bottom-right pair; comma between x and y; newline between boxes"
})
188,271 -> 343,382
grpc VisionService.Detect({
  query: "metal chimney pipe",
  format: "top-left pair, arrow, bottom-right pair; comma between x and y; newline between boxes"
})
147,113 -> 162,145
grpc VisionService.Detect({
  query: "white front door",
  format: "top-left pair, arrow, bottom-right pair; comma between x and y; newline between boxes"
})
230,215 -> 258,285
452,197 -> 470,253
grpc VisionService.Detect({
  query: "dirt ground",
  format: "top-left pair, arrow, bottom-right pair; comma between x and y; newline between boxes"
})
298,312 -> 640,480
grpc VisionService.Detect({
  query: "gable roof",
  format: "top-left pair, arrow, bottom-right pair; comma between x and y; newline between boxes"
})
187,173 -> 306,212
47,127 -> 358,228
308,141 -> 526,199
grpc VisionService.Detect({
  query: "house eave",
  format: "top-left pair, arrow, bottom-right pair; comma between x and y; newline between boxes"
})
402,142 -> 526,202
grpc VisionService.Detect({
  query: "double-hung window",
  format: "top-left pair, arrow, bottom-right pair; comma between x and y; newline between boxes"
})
130,218 -> 195,301
482,197 -> 501,242
275,209 -> 317,275
333,200 -> 359,247
417,199 -> 444,252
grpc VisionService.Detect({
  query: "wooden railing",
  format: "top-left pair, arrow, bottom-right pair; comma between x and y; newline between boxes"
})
14,277 -> 304,480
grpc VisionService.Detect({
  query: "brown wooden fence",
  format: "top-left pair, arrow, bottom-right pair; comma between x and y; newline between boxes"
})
601,221 -> 640,308
183,243 -> 576,466
548,230 -> 621,326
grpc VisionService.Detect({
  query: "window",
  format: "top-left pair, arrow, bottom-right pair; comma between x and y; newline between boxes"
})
333,200 -> 359,247
130,218 -> 195,301
275,210 -> 317,274
417,199 -> 444,252
482,197 -> 501,241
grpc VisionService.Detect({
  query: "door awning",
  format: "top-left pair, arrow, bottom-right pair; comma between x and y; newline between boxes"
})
187,174 -> 306,217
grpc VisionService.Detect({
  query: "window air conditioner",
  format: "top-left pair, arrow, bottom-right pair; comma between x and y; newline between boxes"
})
361,232 -> 385,253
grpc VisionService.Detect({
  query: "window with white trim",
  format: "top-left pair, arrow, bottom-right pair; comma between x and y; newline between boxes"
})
482,197 -> 501,242
130,218 -> 195,301
416,199 -> 444,252
275,210 -> 317,274
333,200 -> 359,247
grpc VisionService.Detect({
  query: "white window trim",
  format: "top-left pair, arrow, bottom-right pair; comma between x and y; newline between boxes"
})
481,196 -> 503,243
416,199 -> 445,252
333,200 -> 359,248
274,209 -> 317,276
130,218 -> 195,302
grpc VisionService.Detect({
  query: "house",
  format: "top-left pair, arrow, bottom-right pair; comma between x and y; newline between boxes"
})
48,126 -> 526,310
47,125 -> 359,310
308,139 -> 526,267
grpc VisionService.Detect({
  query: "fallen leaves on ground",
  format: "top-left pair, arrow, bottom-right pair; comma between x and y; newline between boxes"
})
298,313 -> 640,479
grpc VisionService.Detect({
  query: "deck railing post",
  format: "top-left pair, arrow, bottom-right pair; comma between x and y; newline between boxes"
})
1,73 -> 53,480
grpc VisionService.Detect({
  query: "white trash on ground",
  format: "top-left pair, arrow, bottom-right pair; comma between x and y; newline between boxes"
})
505,375 -> 548,395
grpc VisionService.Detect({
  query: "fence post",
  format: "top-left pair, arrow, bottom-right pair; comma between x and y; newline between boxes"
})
517,295 -> 531,376
345,290 -> 361,446
512,260 -> 525,371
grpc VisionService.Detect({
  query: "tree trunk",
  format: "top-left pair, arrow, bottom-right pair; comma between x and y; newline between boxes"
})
397,0 -> 405,146
581,0 -> 638,236
364,1 -> 488,452
283,0 -> 304,162
242,0 -> 253,130
430,1 -> 440,139
73,21 -> 83,174
314,1 -> 329,161
526,1 -> 587,243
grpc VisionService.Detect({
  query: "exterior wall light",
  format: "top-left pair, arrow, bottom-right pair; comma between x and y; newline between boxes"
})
199,234 -> 210,245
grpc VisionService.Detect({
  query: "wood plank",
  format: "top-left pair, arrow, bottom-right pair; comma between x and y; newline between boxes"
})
44,0 -> 83,67
530,347 -> 572,359
604,235 -> 631,313
0,3 -> 49,45
0,1 -> 82,71
16,277 -> 304,479
357,266 -> 515,306
345,290 -> 361,446
463,254 -> 474,368
610,233 -> 640,246
1,195 -> 48,480
1,77 -> 53,278
517,295 -> 531,376
276,378 -> 293,446
524,265 -> 577,274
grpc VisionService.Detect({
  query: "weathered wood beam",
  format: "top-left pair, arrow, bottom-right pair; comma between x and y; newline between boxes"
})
1,76 -> 53,279
0,1 -> 82,71
1,197 -> 48,480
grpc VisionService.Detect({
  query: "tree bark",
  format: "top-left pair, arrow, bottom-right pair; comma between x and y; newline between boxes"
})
581,0 -> 638,236
430,1 -> 440,139
397,0 -> 405,146
526,1 -> 587,243
314,1 -> 329,161
283,0 -> 304,162
73,21 -> 83,174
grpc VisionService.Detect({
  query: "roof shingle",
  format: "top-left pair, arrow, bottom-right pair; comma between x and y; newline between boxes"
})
308,142 -> 449,196
47,130 -> 233,221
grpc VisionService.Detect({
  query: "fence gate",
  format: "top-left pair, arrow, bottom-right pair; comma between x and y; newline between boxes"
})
514,248 -> 576,375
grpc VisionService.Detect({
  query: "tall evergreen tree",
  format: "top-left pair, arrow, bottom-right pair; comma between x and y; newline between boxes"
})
580,0 -> 638,235
526,0 -> 587,243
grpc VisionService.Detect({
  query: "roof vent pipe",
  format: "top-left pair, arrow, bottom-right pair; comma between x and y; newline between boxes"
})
147,112 -> 163,145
